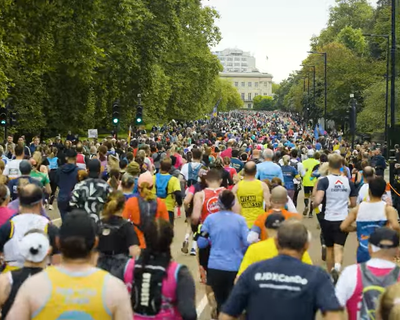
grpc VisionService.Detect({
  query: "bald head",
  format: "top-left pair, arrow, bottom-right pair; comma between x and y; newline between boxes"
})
363,166 -> 375,182
271,186 -> 288,206
244,161 -> 257,177
19,184 -> 43,212
263,149 -> 274,161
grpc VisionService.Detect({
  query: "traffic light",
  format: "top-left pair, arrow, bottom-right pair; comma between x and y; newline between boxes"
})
112,101 -> 119,125
0,112 -> 6,127
9,112 -> 17,126
136,105 -> 143,125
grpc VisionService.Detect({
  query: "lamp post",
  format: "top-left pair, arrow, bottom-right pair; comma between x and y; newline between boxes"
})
363,33 -> 390,157
301,65 -> 316,125
308,52 -> 327,129
350,94 -> 356,150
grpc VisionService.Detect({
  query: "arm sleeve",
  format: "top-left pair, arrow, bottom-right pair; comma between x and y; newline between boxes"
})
124,223 -> 139,247
174,191 -> 183,207
197,219 -> 210,249
317,177 -> 329,192
176,266 -> 197,320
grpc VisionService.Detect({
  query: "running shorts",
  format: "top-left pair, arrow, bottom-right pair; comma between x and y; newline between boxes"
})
320,220 -> 348,247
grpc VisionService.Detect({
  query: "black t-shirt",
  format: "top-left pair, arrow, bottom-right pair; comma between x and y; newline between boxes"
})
98,216 -> 139,255
222,255 -> 342,320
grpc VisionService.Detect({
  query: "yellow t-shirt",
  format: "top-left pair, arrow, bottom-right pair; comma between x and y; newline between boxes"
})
152,174 -> 181,212
238,238 -> 313,276
236,179 -> 264,228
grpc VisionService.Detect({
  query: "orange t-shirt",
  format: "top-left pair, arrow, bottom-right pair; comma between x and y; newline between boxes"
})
122,197 -> 169,248
253,209 -> 302,241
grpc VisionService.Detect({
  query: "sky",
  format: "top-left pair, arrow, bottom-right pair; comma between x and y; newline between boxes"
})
203,0 -> 377,83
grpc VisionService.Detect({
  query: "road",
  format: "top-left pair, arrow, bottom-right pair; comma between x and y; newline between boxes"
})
46,189 -> 358,320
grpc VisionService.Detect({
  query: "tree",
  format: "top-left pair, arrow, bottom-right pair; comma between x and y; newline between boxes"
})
211,78 -> 242,112
272,82 -> 280,94
253,95 -> 274,111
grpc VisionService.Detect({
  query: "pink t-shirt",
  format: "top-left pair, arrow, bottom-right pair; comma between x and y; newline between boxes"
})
0,207 -> 14,226
220,148 -> 232,159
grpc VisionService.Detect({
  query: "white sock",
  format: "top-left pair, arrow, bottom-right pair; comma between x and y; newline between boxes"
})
191,241 -> 198,250
334,263 -> 341,272
184,233 -> 190,241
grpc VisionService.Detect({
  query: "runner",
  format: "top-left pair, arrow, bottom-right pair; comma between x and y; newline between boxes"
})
357,166 -> 392,205
197,189 -> 248,314
6,211 -> 133,319
280,154 -> 300,201
313,153 -> 357,283
232,161 -> 270,228
248,186 -> 301,243
335,227 -> 400,320
3,144 -> 25,180
341,177 -> 400,263
255,149 -> 284,182
302,149 -> 320,216
7,160 -> 42,201
220,220 -> 342,320
0,229 -> 49,319
238,212 -> 312,277
181,148 -> 203,187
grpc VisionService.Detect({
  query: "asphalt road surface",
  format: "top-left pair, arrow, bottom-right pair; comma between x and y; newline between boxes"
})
46,189 -> 358,320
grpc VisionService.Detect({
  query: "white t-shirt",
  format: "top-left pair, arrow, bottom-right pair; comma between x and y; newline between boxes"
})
357,183 -> 392,205
4,159 -> 22,179
180,162 -> 202,182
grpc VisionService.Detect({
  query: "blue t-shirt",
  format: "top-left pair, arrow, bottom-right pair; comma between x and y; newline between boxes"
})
256,161 -> 284,182
197,211 -> 249,272
222,255 -> 341,320
230,158 -> 244,173
281,165 -> 298,190
8,176 -> 43,201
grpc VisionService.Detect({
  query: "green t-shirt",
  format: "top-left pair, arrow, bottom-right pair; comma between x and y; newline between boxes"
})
30,171 -> 49,186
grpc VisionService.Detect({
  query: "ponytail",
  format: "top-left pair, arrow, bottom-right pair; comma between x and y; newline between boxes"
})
102,191 -> 125,218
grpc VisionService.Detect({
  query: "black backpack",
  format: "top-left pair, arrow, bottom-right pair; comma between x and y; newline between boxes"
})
132,255 -> 170,316
133,196 -> 158,232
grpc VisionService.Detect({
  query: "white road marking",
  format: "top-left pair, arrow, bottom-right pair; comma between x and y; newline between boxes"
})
196,294 -> 208,317
52,218 -> 61,223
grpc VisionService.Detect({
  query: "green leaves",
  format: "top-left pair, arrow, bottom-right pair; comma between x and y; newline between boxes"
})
0,0 -> 222,134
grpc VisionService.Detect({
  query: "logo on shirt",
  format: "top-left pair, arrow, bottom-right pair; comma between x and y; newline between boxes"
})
335,180 -> 343,185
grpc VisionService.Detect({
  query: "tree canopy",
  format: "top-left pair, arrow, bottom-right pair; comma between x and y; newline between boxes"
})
276,0 -> 399,134
0,0 -> 233,135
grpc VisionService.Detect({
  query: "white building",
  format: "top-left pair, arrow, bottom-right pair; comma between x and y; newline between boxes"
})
214,48 -> 257,73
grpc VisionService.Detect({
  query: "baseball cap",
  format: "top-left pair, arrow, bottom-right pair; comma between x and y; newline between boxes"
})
369,227 -> 399,251
19,160 -> 32,175
59,210 -> 97,249
19,231 -> 50,263
265,213 -> 285,230
87,159 -> 101,178
138,171 -> 153,187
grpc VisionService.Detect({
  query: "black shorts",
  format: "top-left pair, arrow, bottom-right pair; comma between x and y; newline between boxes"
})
303,186 -> 313,196
320,220 -> 348,247
198,246 -> 211,272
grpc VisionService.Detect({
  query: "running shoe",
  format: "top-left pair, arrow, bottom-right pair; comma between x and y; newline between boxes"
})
302,206 -> 308,216
190,248 -> 196,256
48,205 -> 54,211
330,268 -> 339,285
321,245 -> 326,261
308,212 -> 313,218
181,240 -> 189,254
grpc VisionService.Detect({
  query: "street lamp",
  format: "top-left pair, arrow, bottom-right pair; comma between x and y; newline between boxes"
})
363,33 -> 390,157
301,65 -> 316,125
308,52 -> 327,130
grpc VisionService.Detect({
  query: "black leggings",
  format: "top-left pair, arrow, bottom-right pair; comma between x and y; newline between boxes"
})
207,269 -> 237,314
49,169 -> 58,205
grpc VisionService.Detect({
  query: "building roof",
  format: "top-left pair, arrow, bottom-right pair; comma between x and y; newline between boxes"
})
219,71 -> 273,79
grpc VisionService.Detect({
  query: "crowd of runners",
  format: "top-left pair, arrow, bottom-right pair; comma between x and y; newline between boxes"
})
0,110 -> 398,319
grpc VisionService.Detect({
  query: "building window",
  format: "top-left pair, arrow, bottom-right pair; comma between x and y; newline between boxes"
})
227,63 -> 233,66
234,57 -> 240,61
242,58 -> 247,61
255,82 -> 258,88
241,68 -> 247,72
234,82 -> 238,87
264,93 -> 268,96
220,57 -> 225,61
248,103 -> 252,109
241,93 -> 245,100
241,82 -> 245,87
242,63 -> 247,67
254,93 -> 258,97
227,58 -> 233,61
248,82 -> 252,87
233,69 -> 239,72
248,93 -> 252,100
234,63 -> 240,66
264,82 -> 268,86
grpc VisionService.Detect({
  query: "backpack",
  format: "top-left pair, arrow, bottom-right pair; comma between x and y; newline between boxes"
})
360,263 -> 400,320
133,196 -> 158,232
131,256 -> 171,316
289,159 -> 298,171
187,163 -> 201,187
155,173 -> 172,199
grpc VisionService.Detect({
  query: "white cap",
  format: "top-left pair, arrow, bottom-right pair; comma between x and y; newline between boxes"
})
307,149 -> 315,157
19,232 -> 50,263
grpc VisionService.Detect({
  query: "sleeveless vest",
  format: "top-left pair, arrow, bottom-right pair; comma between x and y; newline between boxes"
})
201,187 -> 225,222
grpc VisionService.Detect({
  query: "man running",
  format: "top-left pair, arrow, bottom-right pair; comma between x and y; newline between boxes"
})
6,211 -> 133,319
255,149 -> 284,182
232,161 -> 270,228
313,153 -> 357,283
302,149 -> 319,216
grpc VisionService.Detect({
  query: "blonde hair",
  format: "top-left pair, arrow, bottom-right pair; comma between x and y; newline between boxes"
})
32,151 -> 42,169
378,282 -> 400,320
102,191 -> 125,218
318,162 -> 330,177
283,155 -> 290,166
139,182 -> 156,201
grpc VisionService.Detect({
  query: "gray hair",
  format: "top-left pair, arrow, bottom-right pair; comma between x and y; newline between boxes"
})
277,220 -> 309,251
263,149 -> 274,160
